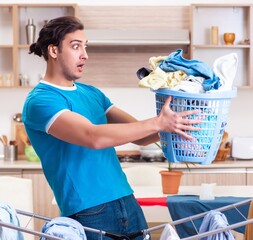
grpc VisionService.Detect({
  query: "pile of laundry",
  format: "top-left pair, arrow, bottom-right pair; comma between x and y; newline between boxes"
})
137,49 -> 238,93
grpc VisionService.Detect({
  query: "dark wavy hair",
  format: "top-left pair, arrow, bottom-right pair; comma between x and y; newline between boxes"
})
29,16 -> 84,61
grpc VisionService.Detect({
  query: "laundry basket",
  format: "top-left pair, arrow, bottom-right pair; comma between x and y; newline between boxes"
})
155,88 -> 237,164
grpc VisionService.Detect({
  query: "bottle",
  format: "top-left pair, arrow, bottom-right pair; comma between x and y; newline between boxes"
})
26,18 -> 36,45
211,26 -> 219,45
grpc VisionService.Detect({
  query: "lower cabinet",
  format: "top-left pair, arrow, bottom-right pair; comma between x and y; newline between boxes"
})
181,168 -> 247,186
246,168 -> 253,185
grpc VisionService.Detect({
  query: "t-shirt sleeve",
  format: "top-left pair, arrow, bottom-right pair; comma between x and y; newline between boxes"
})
23,90 -> 70,133
91,85 -> 114,112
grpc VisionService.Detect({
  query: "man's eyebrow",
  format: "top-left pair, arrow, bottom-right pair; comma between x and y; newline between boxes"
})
70,39 -> 83,43
70,40 -> 88,44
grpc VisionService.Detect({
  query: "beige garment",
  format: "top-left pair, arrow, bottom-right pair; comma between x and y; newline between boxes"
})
149,56 -> 167,70
245,200 -> 253,240
138,67 -> 187,90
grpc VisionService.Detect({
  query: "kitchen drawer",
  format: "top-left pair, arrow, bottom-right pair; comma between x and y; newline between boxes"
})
246,168 -> 253,185
181,168 -> 246,186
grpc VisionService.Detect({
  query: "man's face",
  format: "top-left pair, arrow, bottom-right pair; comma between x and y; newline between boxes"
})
56,30 -> 88,81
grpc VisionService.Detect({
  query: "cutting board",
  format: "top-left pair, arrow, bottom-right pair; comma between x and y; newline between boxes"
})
11,121 -> 28,156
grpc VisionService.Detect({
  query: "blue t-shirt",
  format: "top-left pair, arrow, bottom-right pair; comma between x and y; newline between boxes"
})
22,81 -> 133,216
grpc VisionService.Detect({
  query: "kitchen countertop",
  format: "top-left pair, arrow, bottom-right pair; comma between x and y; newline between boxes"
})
0,159 -> 42,169
0,158 -> 253,170
121,158 -> 253,169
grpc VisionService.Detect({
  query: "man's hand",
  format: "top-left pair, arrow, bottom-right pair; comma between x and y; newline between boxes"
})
157,96 -> 201,140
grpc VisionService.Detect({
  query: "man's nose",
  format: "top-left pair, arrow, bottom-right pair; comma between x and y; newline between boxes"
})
81,47 -> 88,59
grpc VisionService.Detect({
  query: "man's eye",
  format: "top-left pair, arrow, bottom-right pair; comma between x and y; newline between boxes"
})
73,44 -> 79,50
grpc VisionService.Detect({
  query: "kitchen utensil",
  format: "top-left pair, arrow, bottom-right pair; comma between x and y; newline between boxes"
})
1,135 -> 8,145
232,137 -> 253,159
12,119 -> 27,155
18,129 -> 30,146
0,135 -> 6,145
4,145 -> 18,162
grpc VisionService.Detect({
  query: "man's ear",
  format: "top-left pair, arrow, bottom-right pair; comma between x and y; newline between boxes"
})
48,45 -> 58,59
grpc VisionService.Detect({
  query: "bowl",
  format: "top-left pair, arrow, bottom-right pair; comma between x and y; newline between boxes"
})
25,145 -> 40,162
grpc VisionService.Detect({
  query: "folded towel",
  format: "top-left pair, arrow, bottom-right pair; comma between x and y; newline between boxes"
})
0,201 -> 24,240
40,217 -> 86,240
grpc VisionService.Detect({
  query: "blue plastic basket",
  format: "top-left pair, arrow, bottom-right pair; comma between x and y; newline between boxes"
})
155,88 -> 237,164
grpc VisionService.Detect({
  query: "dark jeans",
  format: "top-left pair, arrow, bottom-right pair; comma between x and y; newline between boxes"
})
69,194 -> 149,240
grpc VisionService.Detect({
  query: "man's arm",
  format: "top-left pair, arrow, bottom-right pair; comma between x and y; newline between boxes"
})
48,97 -> 201,149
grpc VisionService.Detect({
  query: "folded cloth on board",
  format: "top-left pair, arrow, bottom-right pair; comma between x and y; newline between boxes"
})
136,197 -> 167,206
40,217 -> 86,240
166,195 -> 251,238
160,224 -> 180,240
0,201 -> 24,240
245,200 -> 253,240
199,210 -> 235,240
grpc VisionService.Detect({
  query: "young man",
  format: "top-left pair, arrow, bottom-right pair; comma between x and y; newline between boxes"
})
22,16 -> 200,239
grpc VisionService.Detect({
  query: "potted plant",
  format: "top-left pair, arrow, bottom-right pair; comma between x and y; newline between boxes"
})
155,143 -> 194,194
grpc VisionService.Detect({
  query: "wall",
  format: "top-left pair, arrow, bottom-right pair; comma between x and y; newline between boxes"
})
1,0 -> 253,155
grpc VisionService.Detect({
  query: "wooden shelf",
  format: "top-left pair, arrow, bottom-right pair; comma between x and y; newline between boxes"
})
192,44 -> 251,49
190,4 -> 253,87
0,4 -> 77,88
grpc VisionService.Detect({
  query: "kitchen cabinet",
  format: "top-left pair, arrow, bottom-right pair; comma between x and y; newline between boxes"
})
22,169 -> 60,233
0,4 -> 77,88
190,4 -> 253,88
246,168 -> 253,184
181,168 -> 247,186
